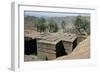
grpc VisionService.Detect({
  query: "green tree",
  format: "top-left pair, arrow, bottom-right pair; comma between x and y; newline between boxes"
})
36,18 -> 46,33
75,16 -> 82,33
61,20 -> 66,32
82,18 -> 90,34
48,19 -> 59,32
53,23 -> 59,32
75,15 -> 90,34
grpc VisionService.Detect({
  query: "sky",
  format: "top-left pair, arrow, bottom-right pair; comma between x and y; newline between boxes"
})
24,11 -> 90,18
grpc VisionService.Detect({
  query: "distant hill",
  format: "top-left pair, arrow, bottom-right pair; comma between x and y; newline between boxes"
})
24,15 -> 90,34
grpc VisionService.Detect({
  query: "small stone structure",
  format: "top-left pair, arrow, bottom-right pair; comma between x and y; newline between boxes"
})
24,30 -> 40,55
24,30 -> 77,60
37,33 -> 77,60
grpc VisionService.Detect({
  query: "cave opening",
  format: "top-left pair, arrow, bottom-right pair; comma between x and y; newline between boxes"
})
56,41 -> 67,58
72,38 -> 77,51
24,37 -> 37,55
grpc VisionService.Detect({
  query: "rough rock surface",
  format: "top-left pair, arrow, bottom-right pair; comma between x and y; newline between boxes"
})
56,36 -> 90,60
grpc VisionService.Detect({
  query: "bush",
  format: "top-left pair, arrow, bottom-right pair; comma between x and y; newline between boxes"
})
75,16 -> 90,35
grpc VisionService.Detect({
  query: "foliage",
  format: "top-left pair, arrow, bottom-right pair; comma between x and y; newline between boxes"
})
36,18 -> 46,33
75,16 -> 90,34
24,15 -> 90,34
48,20 -> 59,32
61,20 -> 66,32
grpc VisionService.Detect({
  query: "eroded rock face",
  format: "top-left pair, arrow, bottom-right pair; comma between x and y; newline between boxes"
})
56,36 -> 90,60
